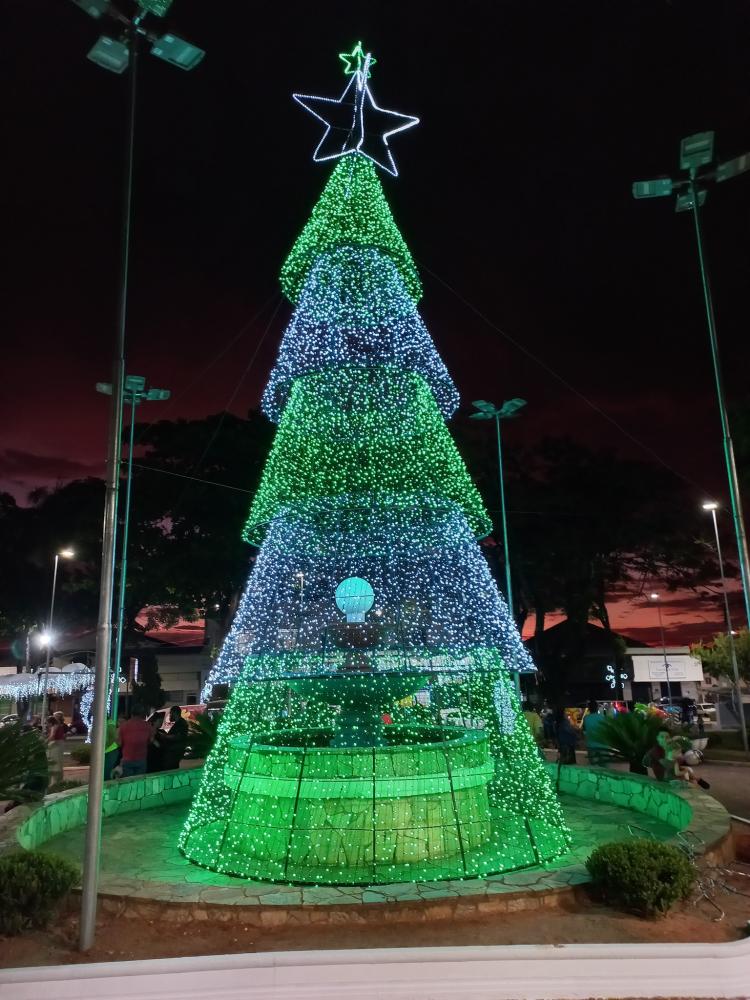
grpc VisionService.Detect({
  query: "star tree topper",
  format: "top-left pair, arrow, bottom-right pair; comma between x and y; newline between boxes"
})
293,42 -> 419,178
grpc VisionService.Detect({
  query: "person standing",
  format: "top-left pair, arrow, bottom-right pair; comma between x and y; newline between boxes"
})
103,718 -> 120,780
156,706 -> 189,772
553,706 -> 578,765
46,711 -> 67,783
116,705 -> 153,777
582,699 -> 607,766
522,701 -> 543,744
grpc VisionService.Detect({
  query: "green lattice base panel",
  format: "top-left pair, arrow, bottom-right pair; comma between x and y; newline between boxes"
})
181,727 -> 569,885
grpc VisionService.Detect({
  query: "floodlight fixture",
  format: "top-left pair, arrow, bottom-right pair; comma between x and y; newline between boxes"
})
137,0 -> 174,15
680,131 -> 715,174
632,178 -> 673,199
87,35 -> 129,73
716,152 -> 750,184
151,33 -> 205,71
498,397 -> 527,420
125,374 -> 147,393
72,0 -> 110,18
145,387 -> 170,401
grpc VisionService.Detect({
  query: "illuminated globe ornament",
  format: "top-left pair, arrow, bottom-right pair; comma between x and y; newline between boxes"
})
181,45 -> 571,886
335,576 -> 374,623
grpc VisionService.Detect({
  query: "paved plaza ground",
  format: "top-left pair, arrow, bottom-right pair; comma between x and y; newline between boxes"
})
33,793 -> 674,904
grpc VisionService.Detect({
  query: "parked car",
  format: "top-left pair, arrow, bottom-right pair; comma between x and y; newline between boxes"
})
696,702 -> 717,722
0,713 -> 19,728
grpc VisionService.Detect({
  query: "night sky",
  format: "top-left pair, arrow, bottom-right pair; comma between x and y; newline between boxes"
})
4,0 -> 750,643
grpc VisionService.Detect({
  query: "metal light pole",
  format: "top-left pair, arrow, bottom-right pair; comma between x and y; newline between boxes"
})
70,0 -> 204,954
40,549 -> 75,731
703,501 -> 748,750
471,398 -> 527,693
97,376 -> 170,724
649,592 -> 672,709
634,132 -> 750,629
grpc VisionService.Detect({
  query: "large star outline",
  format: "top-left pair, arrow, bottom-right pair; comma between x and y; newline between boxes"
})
293,50 -> 419,178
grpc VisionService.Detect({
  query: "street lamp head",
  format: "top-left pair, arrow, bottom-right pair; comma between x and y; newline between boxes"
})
71,0 -> 110,18
145,387 -> 170,402
59,548 -> 75,559
87,35 -> 130,74
702,501 -> 719,511
150,34 -> 205,71
471,400 -> 498,419
649,592 -> 659,601
498,397 -> 527,420
38,633 -> 52,647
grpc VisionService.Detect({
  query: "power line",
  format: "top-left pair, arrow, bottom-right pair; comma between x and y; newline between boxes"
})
129,462 -> 252,493
419,260 -> 710,495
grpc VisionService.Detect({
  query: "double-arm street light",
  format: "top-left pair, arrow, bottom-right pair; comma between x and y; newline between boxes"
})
471,398 -> 527,691
702,501 -> 748,750
633,131 -> 750,630
97,376 -> 170,724
40,548 -> 76,730
69,0 -> 203,953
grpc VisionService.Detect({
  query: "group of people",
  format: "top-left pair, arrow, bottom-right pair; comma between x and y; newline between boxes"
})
522,700 -> 602,764
522,698 -> 710,789
104,705 -> 189,780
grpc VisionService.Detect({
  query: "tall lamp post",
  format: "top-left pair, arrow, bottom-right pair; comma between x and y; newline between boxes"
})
702,501 -> 748,750
471,398 -> 527,692
69,0 -> 204,953
97,376 -> 170,724
649,592 -> 672,709
633,131 -> 750,629
40,549 -> 76,730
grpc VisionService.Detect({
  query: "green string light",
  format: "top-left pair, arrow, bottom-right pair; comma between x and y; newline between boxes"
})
181,80 -> 571,884
280,155 -> 422,304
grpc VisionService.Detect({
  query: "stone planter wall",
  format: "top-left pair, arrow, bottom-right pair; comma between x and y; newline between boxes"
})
544,762 -> 691,829
0,767 -> 204,856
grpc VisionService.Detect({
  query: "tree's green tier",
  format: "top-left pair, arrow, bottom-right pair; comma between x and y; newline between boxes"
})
180,670 -> 571,884
243,365 -> 492,544
280,154 -> 421,305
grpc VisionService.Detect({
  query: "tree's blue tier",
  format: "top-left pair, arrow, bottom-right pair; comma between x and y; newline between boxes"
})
201,504 -> 534,696
262,247 -> 459,423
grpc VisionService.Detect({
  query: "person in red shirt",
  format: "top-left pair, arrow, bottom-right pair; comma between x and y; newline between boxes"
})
116,705 -> 154,777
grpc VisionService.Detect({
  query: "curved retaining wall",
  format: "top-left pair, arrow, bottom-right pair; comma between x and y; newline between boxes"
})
0,762 -> 732,926
0,768 -> 203,856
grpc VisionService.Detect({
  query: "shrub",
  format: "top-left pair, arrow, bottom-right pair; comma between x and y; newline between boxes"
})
69,745 -> 91,765
594,711 -> 669,774
0,851 -> 80,935
0,723 -> 48,802
586,839 -> 694,916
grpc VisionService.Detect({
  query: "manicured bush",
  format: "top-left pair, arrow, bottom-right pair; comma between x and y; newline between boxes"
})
0,851 -> 80,935
586,839 -> 694,916
69,745 -> 91,765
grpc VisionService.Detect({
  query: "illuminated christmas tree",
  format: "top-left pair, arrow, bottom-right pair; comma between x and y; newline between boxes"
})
180,44 -> 570,884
